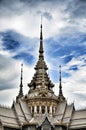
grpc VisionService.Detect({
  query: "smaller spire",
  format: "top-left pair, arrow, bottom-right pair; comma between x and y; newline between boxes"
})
58,65 -> 65,102
20,64 -> 23,89
16,64 -> 23,101
59,65 -> 62,96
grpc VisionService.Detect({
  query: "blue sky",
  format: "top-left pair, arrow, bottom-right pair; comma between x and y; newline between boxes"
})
0,0 -> 86,109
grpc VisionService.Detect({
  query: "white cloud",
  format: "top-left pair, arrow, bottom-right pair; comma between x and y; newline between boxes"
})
0,0 -> 86,39
0,54 -> 35,106
61,56 -> 86,109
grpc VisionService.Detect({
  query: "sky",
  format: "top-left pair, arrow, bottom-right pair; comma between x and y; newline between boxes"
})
0,0 -> 86,109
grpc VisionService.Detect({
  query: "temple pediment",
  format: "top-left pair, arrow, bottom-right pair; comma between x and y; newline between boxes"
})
38,116 -> 54,127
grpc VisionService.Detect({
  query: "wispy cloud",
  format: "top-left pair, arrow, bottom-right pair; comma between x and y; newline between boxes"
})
0,30 -> 39,64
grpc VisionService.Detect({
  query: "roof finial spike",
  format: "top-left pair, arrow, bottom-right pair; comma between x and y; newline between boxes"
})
16,64 -> 23,102
21,63 -> 23,83
39,16 -> 44,58
20,63 -> 23,95
40,15 -> 43,41
59,65 -> 61,82
41,15 -> 42,25
59,65 -> 62,95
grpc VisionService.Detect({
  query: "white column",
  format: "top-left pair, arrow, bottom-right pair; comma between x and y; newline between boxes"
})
39,106 -> 42,114
34,106 -> 37,114
45,106 -> 47,113
50,106 -> 52,114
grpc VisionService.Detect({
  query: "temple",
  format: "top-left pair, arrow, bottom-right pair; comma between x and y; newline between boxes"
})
0,23 -> 86,130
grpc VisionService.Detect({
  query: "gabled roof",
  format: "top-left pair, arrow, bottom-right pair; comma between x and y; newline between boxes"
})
70,109 -> 86,129
63,103 -> 74,125
19,99 -> 31,121
55,101 -> 67,122
0,99 -> 32,128
12,101 -> 26,125
0,106 -> 19,128
12,99 -> 31,125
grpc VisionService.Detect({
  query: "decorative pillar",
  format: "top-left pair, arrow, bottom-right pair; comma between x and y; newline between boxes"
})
39,106 -> 42,114
50,106 -> 52,113
34,106 -> 37,114
45,106 -> 47,113
50,106 -> 52,116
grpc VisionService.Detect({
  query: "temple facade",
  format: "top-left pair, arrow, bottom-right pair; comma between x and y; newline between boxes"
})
0,23 -> 86,130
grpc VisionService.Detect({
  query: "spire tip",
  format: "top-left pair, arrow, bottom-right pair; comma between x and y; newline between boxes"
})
59,65 -> 61,82
41,15 -> 42,25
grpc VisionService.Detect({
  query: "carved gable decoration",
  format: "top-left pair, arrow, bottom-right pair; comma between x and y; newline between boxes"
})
38,91 -> 48,97
40,117 -> 53,128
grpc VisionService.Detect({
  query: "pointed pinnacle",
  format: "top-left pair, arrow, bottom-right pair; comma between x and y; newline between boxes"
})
59,65 -> 61,82
19,64 -> 23,97
16,64 -> 24,101
59,65 -> 62,96
58,65 -> 66,102
39,17 -> 43,54
35,20 -> 48,70
21,64 -> 23,82
41,15 -> 42,25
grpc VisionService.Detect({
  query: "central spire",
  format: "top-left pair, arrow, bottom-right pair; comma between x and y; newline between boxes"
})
28,20 -> 54,91
35,20 -> 48,70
